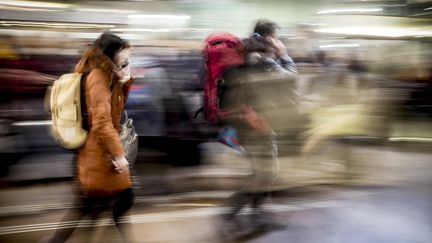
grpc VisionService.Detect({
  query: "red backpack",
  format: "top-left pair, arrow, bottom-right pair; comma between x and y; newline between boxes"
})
197,32 -> 244,124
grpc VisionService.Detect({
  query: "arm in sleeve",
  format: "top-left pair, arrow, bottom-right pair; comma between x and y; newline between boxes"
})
260,54 -> 297,77
278,54 -> 298,74
87,69 -> 124,159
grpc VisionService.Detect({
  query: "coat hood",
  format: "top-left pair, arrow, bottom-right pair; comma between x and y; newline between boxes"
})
74,46 -> 121,84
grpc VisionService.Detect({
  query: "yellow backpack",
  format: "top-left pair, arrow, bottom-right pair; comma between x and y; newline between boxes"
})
48,73 -> 88,149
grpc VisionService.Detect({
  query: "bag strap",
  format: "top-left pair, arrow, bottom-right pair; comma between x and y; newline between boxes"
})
120,110 -> 129,125
81,73 -> 114,131
123,110 -> 129,121
81,73 -> 89,131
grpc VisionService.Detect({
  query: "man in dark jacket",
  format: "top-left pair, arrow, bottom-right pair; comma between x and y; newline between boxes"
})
246,19 -> 297,74
220,19 -> 297,237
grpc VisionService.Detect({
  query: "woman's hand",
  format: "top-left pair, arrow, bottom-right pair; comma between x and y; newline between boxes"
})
113,155 -> 129,173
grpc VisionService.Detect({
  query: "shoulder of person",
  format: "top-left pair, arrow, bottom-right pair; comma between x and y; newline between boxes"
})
245,52 -> 264,66
87,68 -> 111,87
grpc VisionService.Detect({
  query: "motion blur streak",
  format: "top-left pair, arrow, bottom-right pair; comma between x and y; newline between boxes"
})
1,0 -> 432,242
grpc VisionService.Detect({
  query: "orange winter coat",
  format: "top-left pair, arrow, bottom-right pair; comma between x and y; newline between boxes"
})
74,47 -> 132,196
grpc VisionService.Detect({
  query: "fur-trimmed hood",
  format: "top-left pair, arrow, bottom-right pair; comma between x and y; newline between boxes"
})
74,46 -> 121,84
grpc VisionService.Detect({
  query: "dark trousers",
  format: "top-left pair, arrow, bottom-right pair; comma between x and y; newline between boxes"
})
48,188 -> 134,243
222,131 -> 278,222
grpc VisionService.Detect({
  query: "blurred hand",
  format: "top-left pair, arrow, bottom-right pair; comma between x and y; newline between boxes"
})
113,155 -> 129,173
241,106 -> 271,135
265,36 -> 287,58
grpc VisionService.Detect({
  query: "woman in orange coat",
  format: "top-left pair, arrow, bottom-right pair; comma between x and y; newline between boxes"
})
45,33 -> 134,243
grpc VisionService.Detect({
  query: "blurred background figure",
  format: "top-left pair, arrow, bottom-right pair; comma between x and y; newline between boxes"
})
0,0 -> 432,243
217,19 -> 297,239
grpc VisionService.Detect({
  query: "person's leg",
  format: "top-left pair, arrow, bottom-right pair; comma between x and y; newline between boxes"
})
219,190 -> 253,240
252,192 -> 270,210
222,191 -> 253,221
223,132 -> 274,222
47,193 -> 95,243
246,133 -> 283,228
112,188 -> 134,236
251,143 -> 276,211
248,164 -> 274,226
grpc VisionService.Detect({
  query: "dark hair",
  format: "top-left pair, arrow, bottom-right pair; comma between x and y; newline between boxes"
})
253,19 -> 279,37
92,32 -> 130,61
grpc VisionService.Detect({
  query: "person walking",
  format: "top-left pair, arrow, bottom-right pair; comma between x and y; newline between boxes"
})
219,19 -> 297,237
44,32 -> 135,243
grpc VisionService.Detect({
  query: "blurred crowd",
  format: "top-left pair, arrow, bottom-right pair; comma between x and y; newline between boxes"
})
1,23 -> 431,158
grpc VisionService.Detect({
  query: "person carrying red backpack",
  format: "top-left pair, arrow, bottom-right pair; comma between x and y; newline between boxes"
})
212,19 -> 298,238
